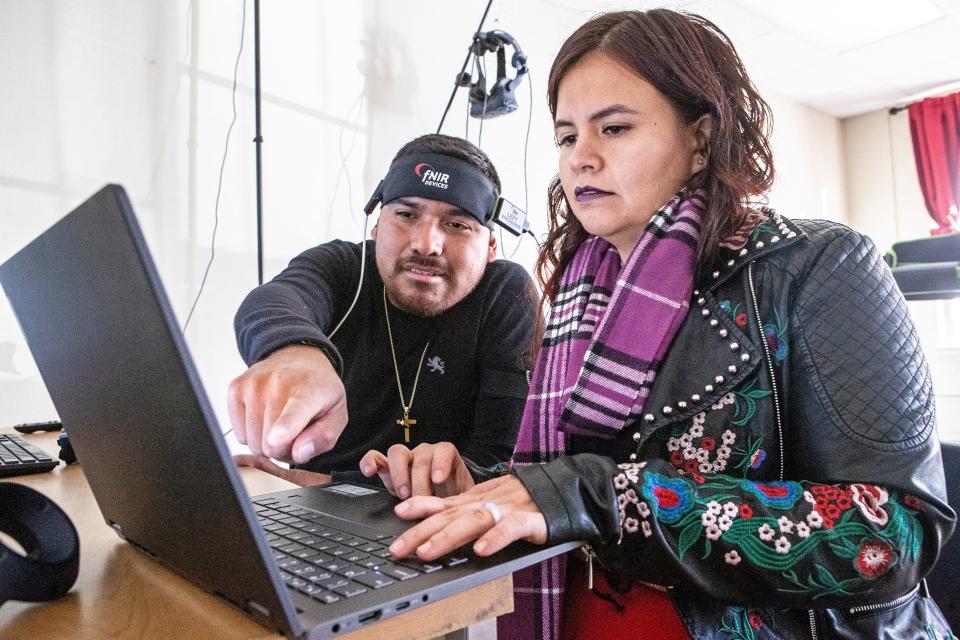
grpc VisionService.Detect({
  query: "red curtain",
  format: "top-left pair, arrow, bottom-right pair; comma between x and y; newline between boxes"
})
908,91 -> 960,236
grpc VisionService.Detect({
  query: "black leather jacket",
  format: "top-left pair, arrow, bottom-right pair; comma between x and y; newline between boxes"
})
513,215 -> 956,639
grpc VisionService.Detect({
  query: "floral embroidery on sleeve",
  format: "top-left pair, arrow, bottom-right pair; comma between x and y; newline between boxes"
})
610,466 -> 925,598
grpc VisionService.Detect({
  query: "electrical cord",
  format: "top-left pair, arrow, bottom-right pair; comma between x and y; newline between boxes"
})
183,0 -> 247,334
464,47 -> 475,140
505,67 -> 535,259
322,89 -> 367,239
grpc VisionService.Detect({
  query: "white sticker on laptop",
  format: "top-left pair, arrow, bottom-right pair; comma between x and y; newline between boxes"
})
324,483 -> 379,496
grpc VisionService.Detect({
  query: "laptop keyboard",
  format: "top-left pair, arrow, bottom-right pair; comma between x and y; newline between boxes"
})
0,433 -> 59,477
253,498 -> 469,605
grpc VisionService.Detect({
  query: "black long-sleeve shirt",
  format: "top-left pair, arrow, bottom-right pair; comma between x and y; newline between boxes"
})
234,240 -> 536,476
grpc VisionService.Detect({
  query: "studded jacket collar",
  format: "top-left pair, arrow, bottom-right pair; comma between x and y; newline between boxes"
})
511,213 -> 956,640
634,211 -> 801,469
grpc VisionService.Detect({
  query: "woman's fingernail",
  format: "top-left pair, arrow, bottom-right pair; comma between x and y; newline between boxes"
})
432,470 -> 443,483
399,485 -> 410,500
389,539 -> 404,554
475,539 -> 488,553
362,464 -> 372,475
395,501 -> 409,513
418,541 -> 432,554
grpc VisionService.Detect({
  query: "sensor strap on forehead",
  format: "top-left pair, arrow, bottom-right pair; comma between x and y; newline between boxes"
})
367,153 -> 499,225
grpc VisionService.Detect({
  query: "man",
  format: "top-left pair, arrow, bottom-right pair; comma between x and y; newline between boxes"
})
228,134 -> 536,491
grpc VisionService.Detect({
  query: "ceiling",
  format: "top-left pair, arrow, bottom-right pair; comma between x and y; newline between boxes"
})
556,0 -> 960,118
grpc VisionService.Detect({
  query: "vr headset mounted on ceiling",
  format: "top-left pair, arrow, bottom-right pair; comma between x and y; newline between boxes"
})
461,30 -> 528,120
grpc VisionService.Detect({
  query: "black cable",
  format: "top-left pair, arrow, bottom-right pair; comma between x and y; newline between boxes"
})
182,0 -> 246,334
505,67 -> 534,260
465,88 -> 471,139
254,0 -> 264,285
524,227 -> 542,249
436,0 -> 495,133
522,68 -> 533,230
477,54 -> 489,147
464,49 -> 475,139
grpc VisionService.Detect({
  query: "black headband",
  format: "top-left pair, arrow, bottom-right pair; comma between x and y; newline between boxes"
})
375,153 -> 499,225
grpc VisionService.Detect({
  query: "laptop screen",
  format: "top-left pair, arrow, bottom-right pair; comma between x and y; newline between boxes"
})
0,185 -> 302,637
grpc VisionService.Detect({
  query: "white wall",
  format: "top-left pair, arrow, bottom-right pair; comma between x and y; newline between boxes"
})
842,109 -> 932,251
0,1 -> 864,444
842,107 -> 960,441
766,92 -> 849,223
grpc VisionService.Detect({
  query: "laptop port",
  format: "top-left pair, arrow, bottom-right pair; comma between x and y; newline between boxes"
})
359,609 -> 383,625
395,601 -> 410,611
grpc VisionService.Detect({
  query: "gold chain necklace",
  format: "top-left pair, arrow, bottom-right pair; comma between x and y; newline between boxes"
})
383,286 -> 430,443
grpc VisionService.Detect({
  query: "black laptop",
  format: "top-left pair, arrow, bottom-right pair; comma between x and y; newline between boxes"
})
0,185 -> 579,639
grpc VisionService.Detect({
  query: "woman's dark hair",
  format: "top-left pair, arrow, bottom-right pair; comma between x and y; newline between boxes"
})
537,9 -> 774,306
392,133 -> 502,192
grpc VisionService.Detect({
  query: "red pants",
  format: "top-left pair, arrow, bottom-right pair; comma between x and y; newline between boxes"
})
561,557 -> 691,640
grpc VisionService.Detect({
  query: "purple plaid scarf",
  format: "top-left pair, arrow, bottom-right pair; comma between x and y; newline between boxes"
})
499,191 -> 704,640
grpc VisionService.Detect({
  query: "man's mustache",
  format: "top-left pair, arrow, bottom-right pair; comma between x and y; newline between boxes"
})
397,256 -> 449,277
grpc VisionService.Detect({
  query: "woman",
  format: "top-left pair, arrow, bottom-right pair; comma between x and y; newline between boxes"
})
364,9 -> 956,639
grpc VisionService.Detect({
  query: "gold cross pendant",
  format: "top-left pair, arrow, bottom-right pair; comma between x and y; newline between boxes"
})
397,409 -> 417,444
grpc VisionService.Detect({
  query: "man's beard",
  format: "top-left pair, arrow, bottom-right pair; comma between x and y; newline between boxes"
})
385,255 -> 449,317
383,254 -> 486,317
389,287 -> 447,317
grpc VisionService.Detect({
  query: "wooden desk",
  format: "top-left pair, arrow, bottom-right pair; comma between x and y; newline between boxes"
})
0,430 -> 512,639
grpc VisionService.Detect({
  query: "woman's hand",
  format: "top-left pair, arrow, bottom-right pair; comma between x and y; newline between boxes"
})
359,442 -> 475,499
387,474 -> 548,560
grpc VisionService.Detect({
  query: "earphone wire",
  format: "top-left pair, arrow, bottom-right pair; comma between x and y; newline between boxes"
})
183,0 -> 246,335
328,212 -> 371,338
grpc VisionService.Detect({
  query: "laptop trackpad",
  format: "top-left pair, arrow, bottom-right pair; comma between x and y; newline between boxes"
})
256,484 -> 412,537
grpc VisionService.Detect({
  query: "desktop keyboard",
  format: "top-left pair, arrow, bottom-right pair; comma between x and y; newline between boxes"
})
253,498 -> 468,604
0,433 -> 59,477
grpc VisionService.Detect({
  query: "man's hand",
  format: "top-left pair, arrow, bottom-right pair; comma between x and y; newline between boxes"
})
234,454 -> 332,486
227,345 -> 348,464
359,442 -> 476,499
